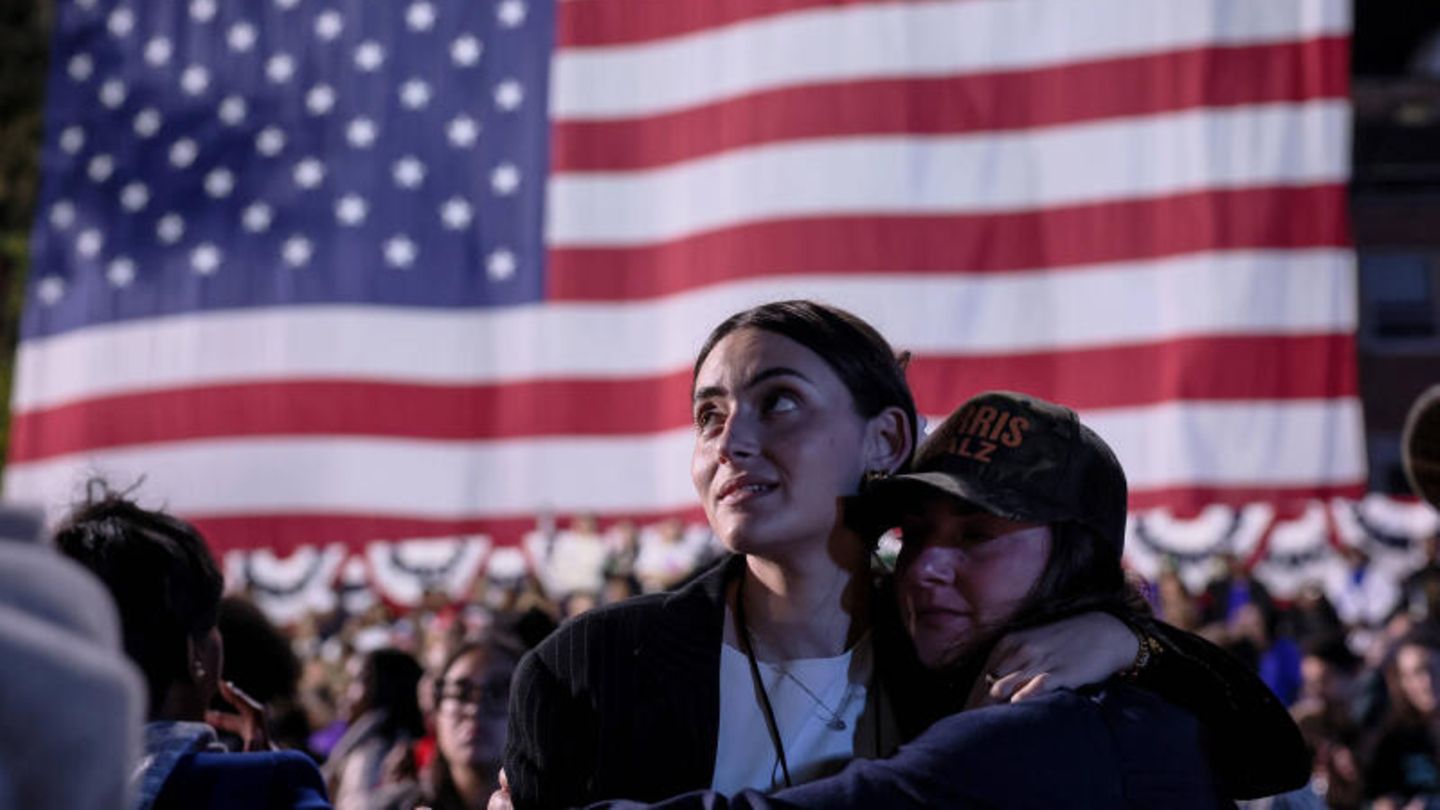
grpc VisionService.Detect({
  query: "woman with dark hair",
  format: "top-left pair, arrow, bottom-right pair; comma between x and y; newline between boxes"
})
380,635 -> 524,810
325,648 -> 425,810
1362,627 -> 1440,807
55,485 -> 331,810
504,301 -> 1307,808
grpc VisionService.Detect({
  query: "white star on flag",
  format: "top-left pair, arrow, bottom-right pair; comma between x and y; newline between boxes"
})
486,248 -> 516,281
87,154 -> 114,183
446,115 -> 478,148
37,276 -> 66,306
120,182 -> 149,212
242,203 -> 273,233
450,35 -> 481,67
385,235 -> 418,268
490,163 -> 520,196
144,37 -> 172,66
315,11 -> 343,42
106,257 -> 137,288
180,65 -> 210,96
336,194 -> 369,226
494,79 -> 523,111
307,85 -> 337,116
400,79 -> 432,110
59,126 -> 84,153
282,235 -> 313,267
191,243 -> 223,275
497,0 -> 527,28
346,118 -> 378,149
393,156 -> 426,188
355,41 -> 386,72
133,109 -> 161,137
76,229 -> 104,258
189,0 -> 217,23
256,127 -> 286,156
440,197 -> 473,230
156,214 -> 184,244
266,54 -> 296,84
228,22 -> 257,52
294,158 -> 326,189
406,2 -> 436,32
219,96 -> 247,126
169,138 -> 198,168
49,201 -> 76,229
204,168 -> 235,198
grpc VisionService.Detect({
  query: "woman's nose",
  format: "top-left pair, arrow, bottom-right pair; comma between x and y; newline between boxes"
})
717,412 -> 759,462
913,545 -> 959,584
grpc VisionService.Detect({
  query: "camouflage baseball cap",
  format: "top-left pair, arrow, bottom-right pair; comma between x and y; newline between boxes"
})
870,391 -> 1129,558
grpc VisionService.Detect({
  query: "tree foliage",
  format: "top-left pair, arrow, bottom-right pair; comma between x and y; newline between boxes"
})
0,2 -> 52,472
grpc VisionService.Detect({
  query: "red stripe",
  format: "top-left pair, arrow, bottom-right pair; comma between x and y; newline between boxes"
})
548,185 -> 1350,301
1127,483 -> 1367,515
8,334 -> 1356,462
189,484 -> 1369,554
557,0 -> 903,48
190,507 -> 710,555
553,38 -> 1349,172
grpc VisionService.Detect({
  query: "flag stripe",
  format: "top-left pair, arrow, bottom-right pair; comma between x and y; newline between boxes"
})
553,37 -> 1348,172
11,251 -> 1355,412
187,483 -> 1374,553
547,102 -> 1349,246
552,0 -> 1348,117
189,509 -> 713,555
7,332 -> 1358,463
2,400 -> 1367,529
548,185 -> 1349,300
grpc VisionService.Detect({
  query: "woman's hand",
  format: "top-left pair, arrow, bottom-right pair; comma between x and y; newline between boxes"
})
206,679 -> 274,752
969,612 -> 1139,707
487,768 -> 514,810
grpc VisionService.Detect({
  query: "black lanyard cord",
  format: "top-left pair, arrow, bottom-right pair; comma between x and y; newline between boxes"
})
733,572 -> 794,789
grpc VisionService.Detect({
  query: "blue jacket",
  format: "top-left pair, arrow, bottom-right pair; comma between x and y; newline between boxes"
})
135,722 -> 331,810
595,683 -> 1232,810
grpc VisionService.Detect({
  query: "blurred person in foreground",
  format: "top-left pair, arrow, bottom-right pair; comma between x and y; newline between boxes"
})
0,512 -> 145,810
55,484 -> 331,810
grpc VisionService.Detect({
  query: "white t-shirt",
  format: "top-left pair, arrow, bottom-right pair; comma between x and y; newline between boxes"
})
711,629 -> 873,793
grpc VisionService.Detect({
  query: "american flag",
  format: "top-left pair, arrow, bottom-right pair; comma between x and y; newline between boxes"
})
9,0 -> 1364,554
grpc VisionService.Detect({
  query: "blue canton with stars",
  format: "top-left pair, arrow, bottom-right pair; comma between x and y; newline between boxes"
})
26,0 -> 554,341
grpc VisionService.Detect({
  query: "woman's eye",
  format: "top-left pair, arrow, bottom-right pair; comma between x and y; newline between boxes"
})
694,407 -> 721,431
764,391 -> 800,414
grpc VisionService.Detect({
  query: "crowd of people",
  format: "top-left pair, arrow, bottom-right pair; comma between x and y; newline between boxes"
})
3,300 -> 1439,810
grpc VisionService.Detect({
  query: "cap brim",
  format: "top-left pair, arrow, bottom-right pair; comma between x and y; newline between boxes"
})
868,471 -> 1070,529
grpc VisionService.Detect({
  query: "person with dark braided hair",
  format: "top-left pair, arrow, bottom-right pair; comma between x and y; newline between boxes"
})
55,482 -> 331,810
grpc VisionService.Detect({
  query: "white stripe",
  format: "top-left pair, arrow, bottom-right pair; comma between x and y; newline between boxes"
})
3,399 -> 1364,521
553,0 -> 1349,119
547,103 -> 1350,245
1081,398 -> 1367,490
12,249 -> 1355,411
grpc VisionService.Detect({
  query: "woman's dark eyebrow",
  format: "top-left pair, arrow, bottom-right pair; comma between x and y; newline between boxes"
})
693,366 -> 811,402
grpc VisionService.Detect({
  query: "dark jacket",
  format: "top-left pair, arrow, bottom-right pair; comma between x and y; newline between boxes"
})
504,555 -> 1307,809
593,683 -> 1231,810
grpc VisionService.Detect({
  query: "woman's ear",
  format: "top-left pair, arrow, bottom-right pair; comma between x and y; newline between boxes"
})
863,406 -> 913,475
186,635 -> 207,683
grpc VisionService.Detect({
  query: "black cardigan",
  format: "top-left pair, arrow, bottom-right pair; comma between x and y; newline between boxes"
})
504,555 -> 1307,809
